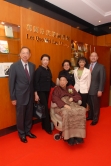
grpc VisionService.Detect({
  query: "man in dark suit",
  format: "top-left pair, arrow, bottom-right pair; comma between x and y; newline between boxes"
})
87,52 -> 106,125
9,47 -> 36,143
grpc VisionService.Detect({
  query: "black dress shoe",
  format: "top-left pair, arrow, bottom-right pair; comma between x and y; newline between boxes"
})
86,117 -> 93,121
75,137 -> 84,144
90,121 -> 98,125
67,138 -> 76,146
42,127 -> 52,134
26,133 -> 37,138
20,136 -> 27,143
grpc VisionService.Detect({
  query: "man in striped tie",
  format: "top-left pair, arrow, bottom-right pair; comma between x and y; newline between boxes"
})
87,52 -> 106,125
9,47 -> 37,143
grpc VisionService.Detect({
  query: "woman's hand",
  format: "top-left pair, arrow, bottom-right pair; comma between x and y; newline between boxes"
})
11,100 -> 17,105
35,92 -> 40,101
69,97 -> 73,102
64,104 -> 71,110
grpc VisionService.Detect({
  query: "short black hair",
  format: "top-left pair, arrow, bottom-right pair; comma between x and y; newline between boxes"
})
76,57 -> 88,68
59,74 -> 68,81
40,54 -> 50,60
62,60 -> 71,67
20,46 -> 31,53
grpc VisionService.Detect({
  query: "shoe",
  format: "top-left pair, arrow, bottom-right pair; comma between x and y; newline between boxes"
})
46,131 -> 52,135
90,121 -> 98,125
75,137 -> 84,144
26,132 -> 37,138
63,139 -> 67,142
67,138 -> 76,146
42,127 -> 52,135
20,136 -> 27,143
86,117 -> 93,121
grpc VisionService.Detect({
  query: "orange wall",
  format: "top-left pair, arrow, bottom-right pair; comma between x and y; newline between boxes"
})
97,34 -> 111,86
0,1 -> 20,130
90,45 -> 110,107
71,27 -> 97,45
0,1 -> 20,25
97,34 -> 111,46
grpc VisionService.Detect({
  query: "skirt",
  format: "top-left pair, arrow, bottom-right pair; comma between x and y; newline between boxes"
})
54,96 -> 86,140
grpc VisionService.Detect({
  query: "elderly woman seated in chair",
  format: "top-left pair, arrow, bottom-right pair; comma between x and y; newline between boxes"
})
52,75 -> 86,146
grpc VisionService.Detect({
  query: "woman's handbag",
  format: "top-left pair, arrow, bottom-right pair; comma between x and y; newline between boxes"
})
33,101 -> 46,119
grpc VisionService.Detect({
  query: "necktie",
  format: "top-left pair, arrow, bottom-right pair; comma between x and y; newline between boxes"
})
90,63 -> 93,72
24,64 -> 30,80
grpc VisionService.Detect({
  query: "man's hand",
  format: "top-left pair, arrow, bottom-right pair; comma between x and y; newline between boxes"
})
69,97 -> 73,102
64,104 -> 71,110
97,91 -> 102,97
12,100 -> 17,105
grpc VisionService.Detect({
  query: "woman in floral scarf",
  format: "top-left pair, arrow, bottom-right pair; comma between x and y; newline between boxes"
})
52,75 -> 86,146
58,60 -> 75,86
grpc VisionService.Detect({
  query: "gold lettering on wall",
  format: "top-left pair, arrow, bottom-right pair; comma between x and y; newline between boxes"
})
52,31 -> 56,37
33,26 -> 39,33
26,24 -> 70,47
26,24 -> 32,31
40,28 -> 44,35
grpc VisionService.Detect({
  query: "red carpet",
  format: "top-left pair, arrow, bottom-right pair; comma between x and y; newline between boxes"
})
0,107 -> 111,166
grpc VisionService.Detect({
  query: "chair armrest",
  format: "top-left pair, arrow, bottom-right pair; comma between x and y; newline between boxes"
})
51,102 -> 57,108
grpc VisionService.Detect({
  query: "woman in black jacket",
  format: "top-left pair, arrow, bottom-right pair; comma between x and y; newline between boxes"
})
58,60 -> 75,86
34,54 -> 55,134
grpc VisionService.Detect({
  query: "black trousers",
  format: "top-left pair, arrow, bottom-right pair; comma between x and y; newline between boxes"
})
16,98 -> 33,137
88,95 -> 100,122
78,92 -> 88,108
38,91 -> 51,132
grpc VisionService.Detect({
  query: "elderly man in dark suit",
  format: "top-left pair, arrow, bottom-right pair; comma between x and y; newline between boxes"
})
87,52 -> 106,125
9,47 -> 36,143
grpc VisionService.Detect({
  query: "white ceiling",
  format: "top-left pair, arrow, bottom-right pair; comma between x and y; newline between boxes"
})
45,0 -> 111,26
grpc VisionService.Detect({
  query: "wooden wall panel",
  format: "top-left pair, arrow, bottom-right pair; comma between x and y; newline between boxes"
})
0,1 -> 20,130
97,35 -> 106,46
0,1 -> 20,25
93,36 -> 97,45
0,78 -> 16,130
97,34 -> 111,46
71,27 -> 97,45
105,34 -> 111,45
90,46 -> 110,107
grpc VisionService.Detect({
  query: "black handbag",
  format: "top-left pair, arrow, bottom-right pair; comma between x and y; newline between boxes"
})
33,101 -> 46,119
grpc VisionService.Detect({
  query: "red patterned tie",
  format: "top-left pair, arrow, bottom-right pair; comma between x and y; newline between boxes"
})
24,64 -> 30,80
90,63 -> 93,72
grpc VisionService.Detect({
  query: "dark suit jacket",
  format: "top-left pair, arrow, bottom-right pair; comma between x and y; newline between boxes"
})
88,62 -> 106,95
9,60 -> 35,105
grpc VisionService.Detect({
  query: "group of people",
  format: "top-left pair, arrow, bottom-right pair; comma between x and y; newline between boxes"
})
9,46 -> 106,146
